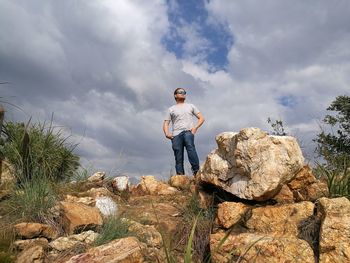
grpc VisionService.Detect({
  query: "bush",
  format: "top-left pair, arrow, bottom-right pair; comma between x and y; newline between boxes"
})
4,173 -> 57,222
2,121 -> 80,183
93,216 -> 131,246
172,194 -> 215,262
314,157 -> 350,198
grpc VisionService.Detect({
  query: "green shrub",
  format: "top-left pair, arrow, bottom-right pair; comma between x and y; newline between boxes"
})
314,157 -> 350,198
93,216 -> 131,246
4,173 -> 57,222
172,194 -> 215,262
2,121 -> 79,183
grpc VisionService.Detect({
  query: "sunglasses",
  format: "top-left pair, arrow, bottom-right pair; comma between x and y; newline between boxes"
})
175,90 -> 186,95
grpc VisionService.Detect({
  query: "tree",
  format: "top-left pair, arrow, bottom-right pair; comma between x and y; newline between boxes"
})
267,117 -> 287,136
315,95 -> 350,165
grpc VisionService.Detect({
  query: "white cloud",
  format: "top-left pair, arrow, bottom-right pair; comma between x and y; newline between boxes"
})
1,0 -> 350,178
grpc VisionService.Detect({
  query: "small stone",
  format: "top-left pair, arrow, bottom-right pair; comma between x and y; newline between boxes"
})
87,172 -> 105,182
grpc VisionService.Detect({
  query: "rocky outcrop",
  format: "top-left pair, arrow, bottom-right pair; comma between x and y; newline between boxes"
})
318,197 -> 350,263
65,236 -> 146,263
197,128 -> 304,201
210,232 -> 314,263
59,201 -> 103,234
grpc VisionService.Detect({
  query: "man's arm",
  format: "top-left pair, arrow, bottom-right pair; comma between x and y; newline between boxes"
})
191,112 -> 205,135
163,120 -> 173,139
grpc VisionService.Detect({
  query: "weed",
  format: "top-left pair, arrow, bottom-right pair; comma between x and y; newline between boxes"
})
3,173 -> 57,222
93,216 -> 131,246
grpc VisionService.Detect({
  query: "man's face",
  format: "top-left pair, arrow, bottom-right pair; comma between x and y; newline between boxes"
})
175,89 -> 186,100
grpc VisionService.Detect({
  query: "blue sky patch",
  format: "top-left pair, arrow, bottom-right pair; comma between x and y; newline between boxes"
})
162,0 -> 233,71
278,95 -> 298,108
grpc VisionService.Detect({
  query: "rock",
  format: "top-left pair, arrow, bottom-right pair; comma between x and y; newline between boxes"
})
14,222 -> 58,240
246,201 -> 314,236
169,175 -> 192,190
112,176 -> 130,192
13,238 -> 48,251
95,196 -> 118,217
86,187 -> 113,198
65,195 -> 96,206
122,218 -> 162,247
15,245 -> 45,263
59,201 -> 103,234
65,236 -> 146,263
272,184 -> 294,204
49,230 -> 99,252
318,197 -> 350,263
287,165 -> 329,201
306,182 -> 329,201
217,202 -> 249,228
198,128 -> 304,201
87,171 -> 106,183
137,175 -> 179,195
210,232 -> 314,263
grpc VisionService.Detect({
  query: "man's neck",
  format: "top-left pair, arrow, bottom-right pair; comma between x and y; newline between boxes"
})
176,100 -> 185,105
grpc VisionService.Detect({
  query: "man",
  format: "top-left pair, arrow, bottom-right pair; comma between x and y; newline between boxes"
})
163,88 -> 205,176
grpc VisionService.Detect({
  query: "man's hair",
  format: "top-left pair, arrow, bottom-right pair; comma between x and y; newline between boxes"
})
173,88 -> 186,95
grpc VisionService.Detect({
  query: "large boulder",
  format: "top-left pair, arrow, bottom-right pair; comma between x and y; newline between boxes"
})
65,236 -> 146,263
317,197 -> 350,263
197,127 -> 304,201
59,201 -> 103,234
210,232 -> 314,263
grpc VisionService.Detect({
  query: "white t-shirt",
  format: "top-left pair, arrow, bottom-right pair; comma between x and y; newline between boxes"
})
165,103 -> 200,136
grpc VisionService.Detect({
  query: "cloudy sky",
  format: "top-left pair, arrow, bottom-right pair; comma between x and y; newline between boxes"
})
1,0 -> 350,179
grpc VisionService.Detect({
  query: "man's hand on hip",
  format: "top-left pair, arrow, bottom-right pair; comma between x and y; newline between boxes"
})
191,127 -> 198,135
166,133 -> 174,140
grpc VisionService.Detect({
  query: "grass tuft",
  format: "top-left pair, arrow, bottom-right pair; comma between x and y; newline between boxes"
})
93,216 -> 131,246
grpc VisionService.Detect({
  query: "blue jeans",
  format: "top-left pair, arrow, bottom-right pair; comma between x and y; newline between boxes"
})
171,130 -> 199,175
